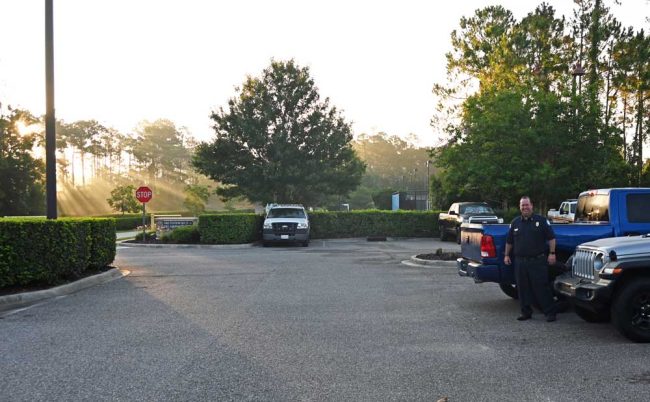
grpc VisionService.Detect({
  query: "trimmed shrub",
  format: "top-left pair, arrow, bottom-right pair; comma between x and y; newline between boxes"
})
309,210 -> 438,239
198,210 -> 438,244
134,230 -> 157,242
161,225 -> 200,244
0,218 -> 116,288
88,218 -> 116,268
199,214 -> 263,244
112,214 -> 150,231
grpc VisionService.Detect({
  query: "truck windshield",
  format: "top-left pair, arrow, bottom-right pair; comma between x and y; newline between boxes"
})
460,204 -> 494,214
267,208 -> 306,219
575,195 -> 609,222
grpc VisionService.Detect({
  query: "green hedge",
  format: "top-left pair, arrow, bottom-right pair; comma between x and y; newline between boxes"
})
196,210 -> 439,244
111,214 -> 150,231
88,219 -> 117,268
309,210 -> 438,239
0,218 -> 116,288
161,225 -> 200,244
199,214 -> 263,244
135,230 -> 157,242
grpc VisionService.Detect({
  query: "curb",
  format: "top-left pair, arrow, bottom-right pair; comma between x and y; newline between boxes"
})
118,241 -> 255,249
403,255 -> 458,267
0,268 -> 130,313
117,237 -> 446,249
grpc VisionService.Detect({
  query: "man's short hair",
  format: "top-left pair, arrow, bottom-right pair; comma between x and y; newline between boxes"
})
520,196 -> 532,203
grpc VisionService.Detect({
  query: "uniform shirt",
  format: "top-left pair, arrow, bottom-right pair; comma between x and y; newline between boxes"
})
506,214 -> 555,257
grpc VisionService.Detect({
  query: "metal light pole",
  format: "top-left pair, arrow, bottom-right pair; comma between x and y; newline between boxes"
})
571,62 -> 585,140
573,62 -> 585,97
426,160 -> 432,210
45,0 -> 57,219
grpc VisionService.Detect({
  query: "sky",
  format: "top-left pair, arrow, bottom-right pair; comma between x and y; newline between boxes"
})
0,0 -> 648,147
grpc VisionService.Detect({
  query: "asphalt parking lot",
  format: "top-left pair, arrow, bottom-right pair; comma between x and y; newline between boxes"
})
1,238 -> 649,401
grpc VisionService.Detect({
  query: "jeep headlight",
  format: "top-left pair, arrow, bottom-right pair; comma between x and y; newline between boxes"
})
263,221 -> 272,229
593,253 -> 607,272
297,222 -> 309,229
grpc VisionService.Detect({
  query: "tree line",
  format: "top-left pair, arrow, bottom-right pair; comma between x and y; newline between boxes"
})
431,0 -> 650,212
8,1 -> 644,217
1,62 -> 431,216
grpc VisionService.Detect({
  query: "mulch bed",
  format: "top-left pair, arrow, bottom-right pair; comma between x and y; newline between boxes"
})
415,251 -> 461,261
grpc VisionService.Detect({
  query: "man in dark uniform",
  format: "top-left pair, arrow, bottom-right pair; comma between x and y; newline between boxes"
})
503,196 -> 557,322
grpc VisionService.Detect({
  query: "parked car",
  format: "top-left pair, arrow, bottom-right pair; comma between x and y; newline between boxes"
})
438,202 -> 502,244
555,234 -> 650,342
456,188 -> 650,299
262,204 -> 310,247
547,199 -> 577,223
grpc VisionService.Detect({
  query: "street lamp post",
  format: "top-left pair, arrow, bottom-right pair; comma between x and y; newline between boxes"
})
45,0 -> 57,219
426,160 -> 432,210
572,62 -> 585,97
571,62 -> 585,139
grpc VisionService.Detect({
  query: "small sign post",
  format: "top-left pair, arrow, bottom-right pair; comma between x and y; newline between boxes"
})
135,186 -> 153,241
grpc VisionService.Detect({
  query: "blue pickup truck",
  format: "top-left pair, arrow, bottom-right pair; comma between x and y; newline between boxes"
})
457,188 -> 650,299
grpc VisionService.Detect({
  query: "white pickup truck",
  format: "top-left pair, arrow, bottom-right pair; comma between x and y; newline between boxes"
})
547,199 -> 577,224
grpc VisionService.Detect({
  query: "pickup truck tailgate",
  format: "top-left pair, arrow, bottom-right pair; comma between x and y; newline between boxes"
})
460,223 -> 484,262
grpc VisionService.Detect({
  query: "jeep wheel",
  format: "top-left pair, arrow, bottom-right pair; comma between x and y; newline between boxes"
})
439,226 -> 447,241
612,277 -> 650,343
499,283 -> 519,299
573,304 -> 610,322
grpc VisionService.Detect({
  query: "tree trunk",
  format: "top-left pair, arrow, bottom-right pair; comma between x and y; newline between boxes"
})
80,150 -> 86,186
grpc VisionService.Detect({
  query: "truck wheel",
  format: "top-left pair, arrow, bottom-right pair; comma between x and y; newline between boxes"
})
499,283 -> 519,299
302,241 -> 309,247
455,227 -> 461,244
573,304 -> 610,322
439,226 -> 447,241
611,277 -> 650,343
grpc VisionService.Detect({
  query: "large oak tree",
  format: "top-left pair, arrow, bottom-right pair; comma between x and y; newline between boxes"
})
193,60 -> 365,206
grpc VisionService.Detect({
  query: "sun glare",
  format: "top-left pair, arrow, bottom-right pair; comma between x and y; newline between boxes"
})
15,120 -> 42,137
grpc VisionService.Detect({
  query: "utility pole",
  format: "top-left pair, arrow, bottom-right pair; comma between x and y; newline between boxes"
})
45,0 -> 57,218
426,160 -> 431,210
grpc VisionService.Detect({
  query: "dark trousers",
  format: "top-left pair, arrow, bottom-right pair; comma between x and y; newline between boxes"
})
514,256 -> 555,315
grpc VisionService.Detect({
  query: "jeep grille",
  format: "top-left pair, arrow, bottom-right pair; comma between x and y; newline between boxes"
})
573,249 -> 597,280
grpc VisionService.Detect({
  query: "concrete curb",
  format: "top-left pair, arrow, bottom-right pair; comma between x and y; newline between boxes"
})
118,241 -> 255,249
0,268 -> 130,313
117,237 -> 444,249
402,255 -> 458,267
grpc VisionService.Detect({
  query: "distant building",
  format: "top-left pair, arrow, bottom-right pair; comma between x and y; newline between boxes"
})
391,191 -> 427,211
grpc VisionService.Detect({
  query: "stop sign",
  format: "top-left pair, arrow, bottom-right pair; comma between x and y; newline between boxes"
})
135,186 -> 153,203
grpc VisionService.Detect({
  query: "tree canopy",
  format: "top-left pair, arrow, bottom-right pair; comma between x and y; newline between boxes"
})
193,59 -> 366,206
0,107 -> 45,216
432,1 -> 643,212
352,133 -> 432,190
